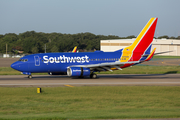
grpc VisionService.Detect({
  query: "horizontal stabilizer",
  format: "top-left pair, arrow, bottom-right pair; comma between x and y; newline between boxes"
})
145,48 -> 156,61
154,51 -> 173,55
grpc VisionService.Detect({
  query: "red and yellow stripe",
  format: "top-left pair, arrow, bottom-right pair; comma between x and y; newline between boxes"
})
145,48 -> 156,61
120,18 -> 158,62
72,46 -> 77,53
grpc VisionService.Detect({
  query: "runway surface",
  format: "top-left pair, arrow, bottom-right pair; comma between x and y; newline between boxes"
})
0,74 -> 180,87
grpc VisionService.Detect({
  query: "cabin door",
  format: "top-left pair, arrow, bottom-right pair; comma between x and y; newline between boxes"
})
34,55 -> 40,66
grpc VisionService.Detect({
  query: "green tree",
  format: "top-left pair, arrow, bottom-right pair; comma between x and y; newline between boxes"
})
0,31 -> 125,53
158,35 -> 169,39
51,45 -> 58,52
23,37 -> 36,53
177,36 -> 180,39
32,47 -> 39,54
170,36 -> 176,39
126,35 -> 136,39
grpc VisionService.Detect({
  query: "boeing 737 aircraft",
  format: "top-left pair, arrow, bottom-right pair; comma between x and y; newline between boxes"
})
11,18 -> 158,79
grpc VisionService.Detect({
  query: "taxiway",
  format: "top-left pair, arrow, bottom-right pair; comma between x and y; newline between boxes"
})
0,74 -> 180,87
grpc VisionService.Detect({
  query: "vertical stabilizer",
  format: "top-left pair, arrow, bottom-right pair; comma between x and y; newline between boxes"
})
72,46 -> 77,53
120,18 -> 158,62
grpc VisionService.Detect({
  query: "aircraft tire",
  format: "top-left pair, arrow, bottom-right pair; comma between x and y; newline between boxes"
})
28,75 -> 32,79
90,73 -> 97,79
92,73 -> 97,79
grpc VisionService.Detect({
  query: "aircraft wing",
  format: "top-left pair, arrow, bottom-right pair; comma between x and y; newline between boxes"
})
68,61 -> 139,72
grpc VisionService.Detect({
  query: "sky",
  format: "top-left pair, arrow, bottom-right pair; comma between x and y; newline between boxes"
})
1,0 -> 180,37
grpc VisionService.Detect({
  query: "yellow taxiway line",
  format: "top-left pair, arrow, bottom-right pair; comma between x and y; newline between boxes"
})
64,85 -> 74,87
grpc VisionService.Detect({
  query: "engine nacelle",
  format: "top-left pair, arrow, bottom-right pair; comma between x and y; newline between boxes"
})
48,72 -> 67,75
67,67 -> 90,77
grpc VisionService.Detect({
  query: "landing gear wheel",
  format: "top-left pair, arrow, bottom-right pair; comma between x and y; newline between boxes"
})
92,73 -> 97,79
28,75 -> 32,79
90,73 -> 97,79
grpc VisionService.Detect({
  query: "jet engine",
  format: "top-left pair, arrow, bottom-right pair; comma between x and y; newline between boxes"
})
67,67 -> 90,77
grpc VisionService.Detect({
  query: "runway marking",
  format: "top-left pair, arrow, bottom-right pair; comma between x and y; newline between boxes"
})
0,82 -> 180,86
64,85 -> 74,87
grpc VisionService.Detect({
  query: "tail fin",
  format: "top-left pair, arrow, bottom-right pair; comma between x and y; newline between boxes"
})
120,18 -> 158,62
72,46 -> 77,53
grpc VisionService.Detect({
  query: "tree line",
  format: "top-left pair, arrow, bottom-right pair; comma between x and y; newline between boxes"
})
0,31 -> 179,54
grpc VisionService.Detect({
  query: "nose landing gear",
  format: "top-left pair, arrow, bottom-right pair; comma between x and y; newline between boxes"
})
21,72 -> 32,79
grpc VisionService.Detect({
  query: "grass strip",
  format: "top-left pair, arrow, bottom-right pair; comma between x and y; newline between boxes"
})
0,67 -> 48,75
0,86 -> 180,120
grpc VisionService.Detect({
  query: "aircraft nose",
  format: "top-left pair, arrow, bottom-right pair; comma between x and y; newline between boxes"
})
11,62 -> 19,70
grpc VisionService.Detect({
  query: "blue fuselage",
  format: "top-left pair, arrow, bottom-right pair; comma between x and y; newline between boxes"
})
11,50 -> 123,73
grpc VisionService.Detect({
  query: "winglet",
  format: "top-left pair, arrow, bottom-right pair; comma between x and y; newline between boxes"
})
145,48 -> 156,61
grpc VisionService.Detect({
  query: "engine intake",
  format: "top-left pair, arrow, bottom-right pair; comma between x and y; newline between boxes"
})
67,67 -> 90,77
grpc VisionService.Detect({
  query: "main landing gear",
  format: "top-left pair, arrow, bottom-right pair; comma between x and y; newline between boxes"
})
27,74 -> 97,79
28,75 -> 32,79
90,73 -> 97,79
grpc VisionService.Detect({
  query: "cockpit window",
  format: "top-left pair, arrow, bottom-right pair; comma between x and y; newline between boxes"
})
18,59 -> 28,62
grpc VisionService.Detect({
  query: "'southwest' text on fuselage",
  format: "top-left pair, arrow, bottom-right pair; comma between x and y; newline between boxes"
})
43,55 -> 89,63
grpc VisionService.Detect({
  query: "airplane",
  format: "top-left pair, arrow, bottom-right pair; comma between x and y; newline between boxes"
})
11,18 -> 158,79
